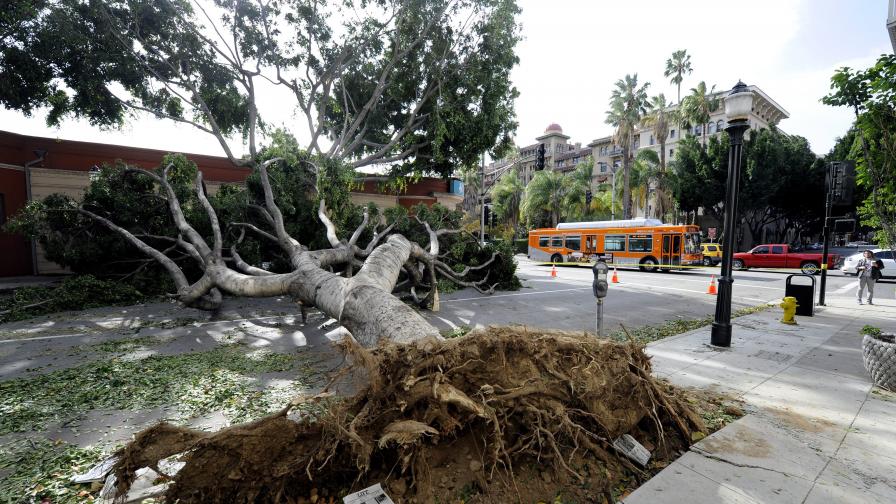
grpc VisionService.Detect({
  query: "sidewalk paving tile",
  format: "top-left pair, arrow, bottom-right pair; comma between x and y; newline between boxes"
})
622,460 -> 761,504
664,353 -> 789,395
674,451 -> 814,504
840,393 -> 896,457
688,414 -> 830,481
741,366 -> 870,431
805,453 -> 896,504
748,407 -> 845,455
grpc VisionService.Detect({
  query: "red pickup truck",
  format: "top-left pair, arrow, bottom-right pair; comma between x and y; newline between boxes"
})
732,244 -> 839,274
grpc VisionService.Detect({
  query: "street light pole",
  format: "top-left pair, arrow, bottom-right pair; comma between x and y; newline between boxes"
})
711,81 -> 753,348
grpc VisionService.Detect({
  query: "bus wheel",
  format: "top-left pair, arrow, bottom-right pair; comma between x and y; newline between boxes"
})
550,253 -> 562,264
639,257 -> 658,272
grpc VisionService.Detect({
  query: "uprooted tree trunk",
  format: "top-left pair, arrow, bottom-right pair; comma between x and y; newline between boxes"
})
81,159 -> 496,347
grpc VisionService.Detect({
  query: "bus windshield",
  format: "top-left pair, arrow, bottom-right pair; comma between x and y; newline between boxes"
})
685,233 -> 701,254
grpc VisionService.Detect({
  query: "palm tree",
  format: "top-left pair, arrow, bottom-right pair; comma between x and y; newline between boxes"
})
521,169 -> 566,227
459,164 -> 482,215
490,167 -> 524,233
641,94 -> 680,173
561,158 -> 595,221
630,150 -> 660,217
606,74 -> 649,220
641,94 -> 680,221
664,50 -> 693,105
681,81 -> 720,146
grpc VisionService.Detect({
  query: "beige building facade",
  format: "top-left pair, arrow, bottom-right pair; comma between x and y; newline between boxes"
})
480,84 -> 789,221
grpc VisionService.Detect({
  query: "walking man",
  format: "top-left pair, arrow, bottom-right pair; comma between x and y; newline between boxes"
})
856,250 -> 880,305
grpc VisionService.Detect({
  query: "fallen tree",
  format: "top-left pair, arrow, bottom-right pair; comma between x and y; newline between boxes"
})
3,0 -> 522,345
74,155 -> 497,346
111,328 -> 707,503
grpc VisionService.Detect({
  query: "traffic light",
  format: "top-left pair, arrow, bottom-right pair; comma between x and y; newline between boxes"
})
491,209 -> 497,228
483,204 -> 490,227
828,161 -> 855,206
585,189 -> 592,206
536,143 -> 546,170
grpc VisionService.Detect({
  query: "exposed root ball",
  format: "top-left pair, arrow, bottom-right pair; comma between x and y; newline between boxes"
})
112,327 -> 705,503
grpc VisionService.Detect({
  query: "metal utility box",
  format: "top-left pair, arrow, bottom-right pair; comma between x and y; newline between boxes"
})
785,274 -> 816,317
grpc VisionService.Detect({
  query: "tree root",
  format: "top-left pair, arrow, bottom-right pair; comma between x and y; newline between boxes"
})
111,326 -> 706,503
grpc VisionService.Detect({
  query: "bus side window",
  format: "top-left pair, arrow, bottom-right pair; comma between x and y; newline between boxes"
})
550,236 -> 563,248
604,235 -> 625,251
538,236 -> 550,248
565,235 -> 581,251
628,236 -> 652,252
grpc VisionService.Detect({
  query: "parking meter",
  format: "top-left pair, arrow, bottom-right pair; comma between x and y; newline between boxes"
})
592,261 -> 609,336
592,261 -> 609,298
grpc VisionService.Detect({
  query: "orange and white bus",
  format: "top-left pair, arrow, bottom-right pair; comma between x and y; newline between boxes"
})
527,219 -> 703,271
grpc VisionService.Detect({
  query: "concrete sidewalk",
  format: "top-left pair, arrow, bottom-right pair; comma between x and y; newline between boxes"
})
623,295 -> 896,504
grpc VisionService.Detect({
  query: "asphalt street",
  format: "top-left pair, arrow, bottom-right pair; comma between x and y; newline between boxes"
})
426,255 -> 896,334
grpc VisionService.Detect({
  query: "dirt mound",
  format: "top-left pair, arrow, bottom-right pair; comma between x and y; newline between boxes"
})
112,327 -> 705,503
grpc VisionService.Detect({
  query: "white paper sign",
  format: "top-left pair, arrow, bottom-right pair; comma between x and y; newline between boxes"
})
612,434 -> 651,466
342,483 -> 395,504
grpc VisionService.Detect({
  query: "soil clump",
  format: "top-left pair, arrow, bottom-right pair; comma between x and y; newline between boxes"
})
111,327 -> 707,503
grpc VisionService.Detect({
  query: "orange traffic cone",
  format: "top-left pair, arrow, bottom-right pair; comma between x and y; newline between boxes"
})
611,267 -> 619,284
707,275 -> 717,295
551,265 -> 557,278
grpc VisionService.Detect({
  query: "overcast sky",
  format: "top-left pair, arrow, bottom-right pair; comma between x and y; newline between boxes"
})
1,0 -> 890,159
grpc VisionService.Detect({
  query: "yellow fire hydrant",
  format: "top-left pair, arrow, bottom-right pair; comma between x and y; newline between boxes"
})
780,296 -> 798,325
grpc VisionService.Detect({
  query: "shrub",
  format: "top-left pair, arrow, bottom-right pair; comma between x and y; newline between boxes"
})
861,325 -> 882,337
0,275 -> 145,322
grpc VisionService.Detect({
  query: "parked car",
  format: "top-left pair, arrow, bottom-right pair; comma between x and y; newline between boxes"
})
840,249 -> 895,278
700,243 -> 723,266
807,242 -> 824,250
846,241 -> 871,248
732,244 -> 839,275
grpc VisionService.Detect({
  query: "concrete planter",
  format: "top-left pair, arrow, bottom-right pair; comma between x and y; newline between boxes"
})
862,333 -> 896,391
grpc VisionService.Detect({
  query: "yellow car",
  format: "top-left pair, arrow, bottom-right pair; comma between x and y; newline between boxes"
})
701,243 -> 723,266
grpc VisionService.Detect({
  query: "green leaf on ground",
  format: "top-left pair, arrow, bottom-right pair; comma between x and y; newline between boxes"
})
0,344 -> 322,435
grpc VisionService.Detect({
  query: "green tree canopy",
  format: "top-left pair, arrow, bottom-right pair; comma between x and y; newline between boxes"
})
1,0 -> 521,178
823,54 -> 896,247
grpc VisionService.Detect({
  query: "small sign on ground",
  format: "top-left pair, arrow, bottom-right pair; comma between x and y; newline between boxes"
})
613,434 -> 651,466
343,483 -> 395,504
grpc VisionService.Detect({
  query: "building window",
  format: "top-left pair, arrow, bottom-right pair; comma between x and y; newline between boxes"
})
717,120 -> 724,132
695,124 -> 703,135
604,235 -> 626,252
649,135 -> 655,146
670,129 -> 676,138
669,148 -> 674,158
708,122 -> 716,134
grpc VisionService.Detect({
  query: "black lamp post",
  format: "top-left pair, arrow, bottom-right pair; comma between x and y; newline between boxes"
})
710,81 -> 754,347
